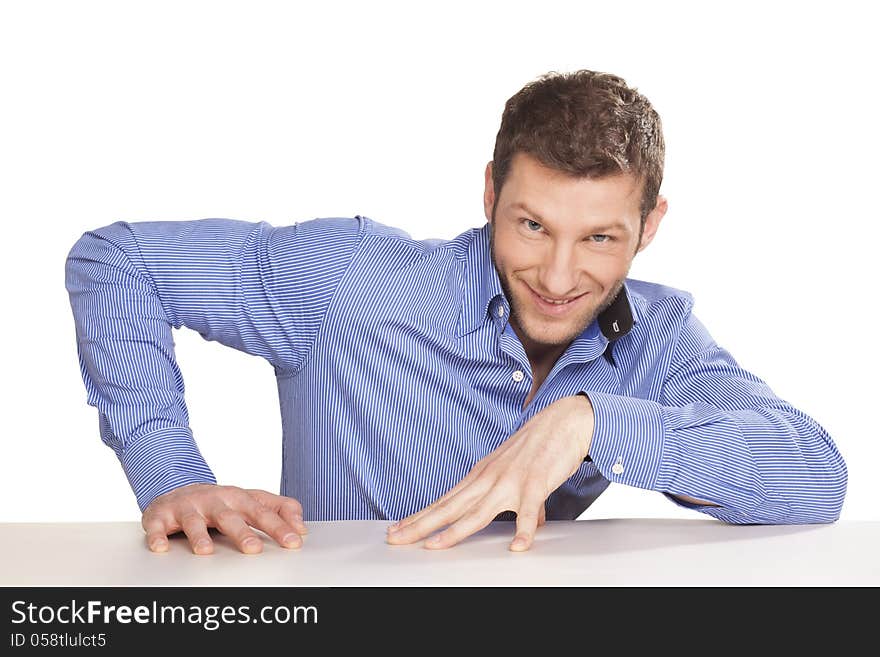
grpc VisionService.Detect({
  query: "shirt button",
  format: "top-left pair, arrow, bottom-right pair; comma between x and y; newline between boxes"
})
512,370 -> 524,382
497,305 -> 505,317
611,462 -> 624,475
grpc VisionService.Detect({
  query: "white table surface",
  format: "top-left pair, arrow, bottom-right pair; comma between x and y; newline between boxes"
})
1,519 -> 877,586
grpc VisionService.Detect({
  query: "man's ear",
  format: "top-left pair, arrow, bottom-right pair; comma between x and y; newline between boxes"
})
636,195 -> 668,253
483,161 -> 495,223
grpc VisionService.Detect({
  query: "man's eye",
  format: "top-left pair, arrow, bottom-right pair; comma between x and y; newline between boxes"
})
525,219 -> 542,232
591,234 -> 611,243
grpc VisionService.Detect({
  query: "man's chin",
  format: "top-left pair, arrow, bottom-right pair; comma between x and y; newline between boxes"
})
518,318 -> 589,348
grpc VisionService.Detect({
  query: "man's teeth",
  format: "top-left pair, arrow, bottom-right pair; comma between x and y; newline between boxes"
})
540,295 -> 572,305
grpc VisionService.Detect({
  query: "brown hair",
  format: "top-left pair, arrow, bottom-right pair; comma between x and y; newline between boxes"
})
492,69 -> 665,239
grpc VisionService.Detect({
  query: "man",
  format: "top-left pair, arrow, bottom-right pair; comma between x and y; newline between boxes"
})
65,69 -> 848,555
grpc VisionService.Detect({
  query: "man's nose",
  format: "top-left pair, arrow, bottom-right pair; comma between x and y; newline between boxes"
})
538,246 -> 580,296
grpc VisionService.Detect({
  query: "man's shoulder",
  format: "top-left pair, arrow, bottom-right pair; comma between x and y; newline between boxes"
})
626,277 -> 696,319
357,215 -> 471,260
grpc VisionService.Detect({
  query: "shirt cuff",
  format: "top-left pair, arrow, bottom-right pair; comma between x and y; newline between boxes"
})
118,427 -> 217,513
580,391 -> 678,491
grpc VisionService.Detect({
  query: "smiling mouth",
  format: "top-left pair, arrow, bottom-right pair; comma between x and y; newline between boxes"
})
525,284 -> 589,314
538,294 -> 576,305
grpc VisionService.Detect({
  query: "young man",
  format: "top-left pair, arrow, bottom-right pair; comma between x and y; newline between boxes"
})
65,69 -> 848,555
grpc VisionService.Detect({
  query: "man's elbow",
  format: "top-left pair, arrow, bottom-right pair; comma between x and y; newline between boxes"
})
775,459 -> 848,525
809,458 -> 848,523
805,450 -> 849,523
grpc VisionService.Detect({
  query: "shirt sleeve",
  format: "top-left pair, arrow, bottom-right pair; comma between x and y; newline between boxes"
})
65,216 -> 366,512
583,296 -> 848,525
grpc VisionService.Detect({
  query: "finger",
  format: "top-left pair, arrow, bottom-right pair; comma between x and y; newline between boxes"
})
389,489 -> 461,533
510,491 -> 545,552
240,497 -> 303,549
386,486 -> 482,545
390,459 -> 493,532
180,510 -> 214,555
538,503 -> 546,527
278,504 -> 308,535
143,516 -> 170,553
424,502 -> 498,550
248,490 -> 308,536
247,489 -> 304,518
208,505 -> 264,554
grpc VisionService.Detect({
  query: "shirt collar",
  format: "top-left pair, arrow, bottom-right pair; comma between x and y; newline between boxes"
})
455,223 -> 639,346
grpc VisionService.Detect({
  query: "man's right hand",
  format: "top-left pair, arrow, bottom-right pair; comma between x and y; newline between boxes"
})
141,483 -> 308,555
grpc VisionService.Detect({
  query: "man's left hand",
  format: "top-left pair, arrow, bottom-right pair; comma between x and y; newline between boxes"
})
386,394 -> 594,552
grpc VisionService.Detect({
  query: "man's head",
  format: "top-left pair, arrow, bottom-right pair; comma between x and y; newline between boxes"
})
483,70 -> 667,359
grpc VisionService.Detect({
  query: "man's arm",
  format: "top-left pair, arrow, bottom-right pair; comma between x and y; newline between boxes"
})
65,216 -> 365,548
386,294 -> 847,552
585,296 -> 848,524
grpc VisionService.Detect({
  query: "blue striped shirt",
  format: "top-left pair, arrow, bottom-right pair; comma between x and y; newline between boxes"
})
65,215 -> 848,523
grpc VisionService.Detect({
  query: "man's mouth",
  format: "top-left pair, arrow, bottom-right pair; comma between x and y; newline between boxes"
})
525,284 -> 589,315
539,295 -> 575,305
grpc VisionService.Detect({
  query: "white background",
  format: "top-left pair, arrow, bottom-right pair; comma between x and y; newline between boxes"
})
1,0 -> 876,523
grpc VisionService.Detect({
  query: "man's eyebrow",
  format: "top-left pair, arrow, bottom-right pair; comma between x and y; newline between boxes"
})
509,202 -> 630,233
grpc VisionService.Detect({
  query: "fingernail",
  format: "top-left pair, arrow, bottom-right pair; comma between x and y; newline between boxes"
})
510,537 -> 527,550
195,539 -> 211,553
242,537 -> 260,550
387,523 -> 399,533
282,533 -> 301,547
425,535 -> 441,547
150,539 -> 167,551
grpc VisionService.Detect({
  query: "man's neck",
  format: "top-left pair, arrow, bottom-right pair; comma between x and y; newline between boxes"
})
510,320 -> 568,381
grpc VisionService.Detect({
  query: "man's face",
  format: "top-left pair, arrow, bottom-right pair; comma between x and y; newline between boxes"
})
484,152 -> 666,358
